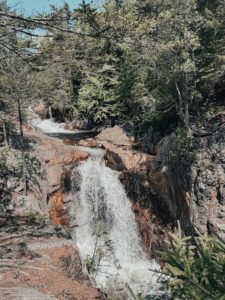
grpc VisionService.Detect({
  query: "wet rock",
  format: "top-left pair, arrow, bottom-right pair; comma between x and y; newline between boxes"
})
71,169 -> 82,192
48,190 -> 68,226
24,128 -> 90,227
86,124 -> 225,242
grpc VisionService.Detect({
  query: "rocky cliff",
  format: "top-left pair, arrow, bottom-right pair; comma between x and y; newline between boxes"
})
0,127 -> 104,300
2,114 -> 225,298
79,120 -> 225,254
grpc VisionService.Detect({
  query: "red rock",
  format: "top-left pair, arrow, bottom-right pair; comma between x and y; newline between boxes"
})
49,190 -> 68,226
96,126 -> 132,146
79,138 -> 102,148
24,128 -> 90,226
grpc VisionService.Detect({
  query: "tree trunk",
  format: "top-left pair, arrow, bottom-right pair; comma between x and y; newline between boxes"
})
23,157 -> 27,196
175,79 -> 184,123
184,102 -> 189,130
49,105 -> 53,119
8,120 -> 12,146
17,98 -> 23,137
3,121 -> 8,146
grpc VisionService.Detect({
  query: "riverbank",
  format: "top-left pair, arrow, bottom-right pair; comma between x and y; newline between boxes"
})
0,126 -> 104,300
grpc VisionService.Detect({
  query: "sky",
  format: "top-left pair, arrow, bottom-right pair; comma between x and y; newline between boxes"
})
8,0 -> 100,15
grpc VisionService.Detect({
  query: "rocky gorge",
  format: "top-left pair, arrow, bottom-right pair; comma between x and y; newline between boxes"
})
78,117 -> 225,252
1,105 -> 225,299
0,123 -> 105,299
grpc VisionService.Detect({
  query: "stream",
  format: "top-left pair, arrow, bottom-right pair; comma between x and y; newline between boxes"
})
33,116 -> 166,299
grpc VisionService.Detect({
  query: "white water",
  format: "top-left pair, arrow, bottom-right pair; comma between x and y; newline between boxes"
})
69,148 -> 163,298
27,110 -> 164,297
27,107 -> 77,133
35,118 -> 71,133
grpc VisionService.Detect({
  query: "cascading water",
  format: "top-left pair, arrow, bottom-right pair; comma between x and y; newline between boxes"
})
68,148 -> 164,299
27,106 -> 77,134
28,110 -> 165,297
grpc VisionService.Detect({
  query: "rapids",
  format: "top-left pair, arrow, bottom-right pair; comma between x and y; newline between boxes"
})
67,148 -> 164,298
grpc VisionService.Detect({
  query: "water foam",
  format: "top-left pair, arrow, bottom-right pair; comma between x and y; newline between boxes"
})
70,149 -> 163,298
27,107 -> 77,133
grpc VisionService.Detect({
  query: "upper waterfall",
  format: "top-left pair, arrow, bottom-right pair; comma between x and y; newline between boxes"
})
27,107 -> 77,133
68,148 -> 164,298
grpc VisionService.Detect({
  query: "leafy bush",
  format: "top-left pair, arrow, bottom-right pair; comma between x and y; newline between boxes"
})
25,210 -> 46,224
84,221 -> 106,274
162,226 -> 225,299
0,146 -> 23,176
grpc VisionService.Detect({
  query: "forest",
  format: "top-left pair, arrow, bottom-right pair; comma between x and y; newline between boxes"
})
0,0 -> 225,299
1,0 -> 225,139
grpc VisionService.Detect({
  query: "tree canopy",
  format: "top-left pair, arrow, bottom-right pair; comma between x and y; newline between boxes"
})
0,0 -> 225,138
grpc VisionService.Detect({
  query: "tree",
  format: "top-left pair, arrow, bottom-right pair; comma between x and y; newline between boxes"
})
198,0 -> 225,101
78,41 -> 123,124
162,228 -> 225,299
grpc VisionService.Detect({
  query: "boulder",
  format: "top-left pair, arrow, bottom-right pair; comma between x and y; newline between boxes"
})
96,126 -> 133,146
47,165 -> 63,189
102,125 -> 225,241
64,119 -> 88,130
79,138 -> 102,148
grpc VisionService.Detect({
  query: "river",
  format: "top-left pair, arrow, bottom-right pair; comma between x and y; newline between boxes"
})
33,116 -> 167,299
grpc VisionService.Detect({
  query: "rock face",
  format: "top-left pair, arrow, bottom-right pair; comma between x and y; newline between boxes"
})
82,124 -> 225,249
96,126 -> 133,146
64,118 -> 89,130
24,129 -> 89,225
0,235 -> 103,300
84,127 -> 171,255
0,127 -> 103,300
0,127 -> 89,226
157,126 -> 225,239
49,190 -> 68,226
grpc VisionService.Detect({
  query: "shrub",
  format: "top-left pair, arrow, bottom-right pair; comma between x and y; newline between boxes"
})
162,226 -> 225,299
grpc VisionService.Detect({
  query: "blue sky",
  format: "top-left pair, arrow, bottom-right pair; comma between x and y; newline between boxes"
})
8,0 -> 100,15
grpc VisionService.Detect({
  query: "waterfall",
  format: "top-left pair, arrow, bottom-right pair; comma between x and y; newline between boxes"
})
27,106 -> 77,134
68,148 -> 164,298
34,118 -> 71,133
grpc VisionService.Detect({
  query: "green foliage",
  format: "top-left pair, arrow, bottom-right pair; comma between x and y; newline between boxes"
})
126,283 -> 145,300
84,254 -> 97,274
93,220 -> 107,237
175,128 -> 196,160
0,146 -> 21,175
84,221 -> 106,274
27,0 -> 224,132
25,210 -> 46,224
1,0 -> 225,133
162,227 -> 225,299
